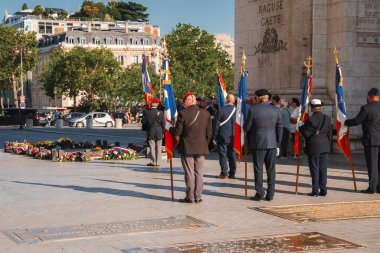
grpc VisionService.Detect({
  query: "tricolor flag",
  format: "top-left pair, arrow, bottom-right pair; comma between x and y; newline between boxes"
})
142,54 -> 154,109
335,63 -> 351,160
163,58 -> 177,160
294,70 -> 313,155
233,52 -> 247,162
216,70 -> 227,108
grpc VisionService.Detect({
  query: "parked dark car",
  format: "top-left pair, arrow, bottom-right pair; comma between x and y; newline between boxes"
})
0,108 -> 39,127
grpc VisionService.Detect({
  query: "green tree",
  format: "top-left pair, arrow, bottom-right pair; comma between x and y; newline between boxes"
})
112,1 -> 149,21
0,25 -> 37,109
40,47 -> 127,111
118,63 -> 159,104
22,3 -> 29,10
32,5 -> 44,16
165,23 -> 234,98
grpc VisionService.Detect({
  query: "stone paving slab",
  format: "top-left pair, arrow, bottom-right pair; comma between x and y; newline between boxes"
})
0,148 -> 379,253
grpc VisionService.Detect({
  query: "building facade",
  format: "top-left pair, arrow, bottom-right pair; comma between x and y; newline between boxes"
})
214,33 -> 235,63
235,0 -> 380,137
4,13 -> 162,109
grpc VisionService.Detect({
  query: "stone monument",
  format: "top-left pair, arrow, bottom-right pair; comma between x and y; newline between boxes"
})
235,0 -> 380,135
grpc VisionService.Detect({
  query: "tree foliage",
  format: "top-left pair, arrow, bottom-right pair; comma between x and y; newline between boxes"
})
22,3 -> 29,10
32,5 -> 44,16
39,47 -> 157,111
72,1 -> 149,21
0,25 -> 37,108
166,23 -> 234,99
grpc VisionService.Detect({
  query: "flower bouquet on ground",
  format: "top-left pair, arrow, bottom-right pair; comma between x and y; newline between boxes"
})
59,151 -> 89,162
101,147 -> 139,160
35,148 -> 52,160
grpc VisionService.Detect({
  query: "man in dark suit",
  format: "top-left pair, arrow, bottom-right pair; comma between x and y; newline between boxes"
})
170,92 -> 213,203
300,99 -> 332,196
345,88 -> 380,194
214,94 -> 237,179
141,97 -> 165,167
244,89 -> 282,201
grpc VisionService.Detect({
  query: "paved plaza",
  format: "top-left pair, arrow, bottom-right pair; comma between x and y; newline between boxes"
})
0,127 -> 379,252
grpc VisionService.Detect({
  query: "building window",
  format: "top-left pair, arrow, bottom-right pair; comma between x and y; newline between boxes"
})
132,56 -> 138,64
78,37 -> 87,44
117,55 -> 124,65
143,38 -> 150,45
67,37 -> 75,44
39,24 -> 45,33
116,37 -> 124,45
93,37 -> 101,45
105,37 -> 113,45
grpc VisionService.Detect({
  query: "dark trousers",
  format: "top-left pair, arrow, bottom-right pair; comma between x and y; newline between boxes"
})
364,146 -> 380,193
181,155 -> 204,201
280,128 -> 290,156
218,142 -> 237,176
252,149 -> 277,198
307,152 -> 328,194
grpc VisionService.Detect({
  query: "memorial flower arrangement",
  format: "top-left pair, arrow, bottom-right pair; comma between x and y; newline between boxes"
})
102,147 -> 138,160
59,151 -> 89,162
35,149 -> 52,160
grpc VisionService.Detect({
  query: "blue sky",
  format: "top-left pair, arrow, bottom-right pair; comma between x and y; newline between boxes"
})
1,0 -> 234,36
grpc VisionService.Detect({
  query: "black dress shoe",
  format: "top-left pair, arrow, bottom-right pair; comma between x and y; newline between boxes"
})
194,199 -> 202,203
147,163 -> 155,166
179,198 -> 193,203
360,189 -> 376,194
215,175 -> 227,179
307,192 -> 319,197
228,175 -> 236,179
250,195 -> 264,201
265,196 -> 274,201
319,191 -> 327,196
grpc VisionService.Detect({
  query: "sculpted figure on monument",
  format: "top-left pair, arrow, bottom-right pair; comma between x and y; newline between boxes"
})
254,27 -> 288,55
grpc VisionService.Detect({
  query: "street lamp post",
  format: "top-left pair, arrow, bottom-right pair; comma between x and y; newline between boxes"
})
14,48 -> 32,107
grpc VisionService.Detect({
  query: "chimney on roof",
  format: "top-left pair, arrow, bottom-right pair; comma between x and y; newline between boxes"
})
88,22 -> 91,33
125,21 -> 128,33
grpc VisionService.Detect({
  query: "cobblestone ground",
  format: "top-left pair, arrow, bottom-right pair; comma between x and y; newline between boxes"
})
0,127 -> 379,252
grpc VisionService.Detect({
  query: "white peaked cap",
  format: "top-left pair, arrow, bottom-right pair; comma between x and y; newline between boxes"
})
311,99 -> 322,106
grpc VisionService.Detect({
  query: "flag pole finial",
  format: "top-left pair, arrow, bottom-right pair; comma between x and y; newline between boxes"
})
334,46 -> 339,64
241,49 -> 246,74
303,56 -> 312,75
162,37 -> 168,58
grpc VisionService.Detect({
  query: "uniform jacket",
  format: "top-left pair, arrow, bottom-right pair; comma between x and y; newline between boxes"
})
243,102 -> 282,150
141,108 -> 165,140
345,101 -> 380,146
170,104 -> 212,155
300,112 -> 332,154
214,104 -> 236,144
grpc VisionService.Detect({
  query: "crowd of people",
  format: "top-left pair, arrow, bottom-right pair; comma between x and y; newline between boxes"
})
142,87 -> 380,203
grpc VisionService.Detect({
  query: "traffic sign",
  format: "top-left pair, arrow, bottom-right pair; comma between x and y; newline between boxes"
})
20,102 -> 26,109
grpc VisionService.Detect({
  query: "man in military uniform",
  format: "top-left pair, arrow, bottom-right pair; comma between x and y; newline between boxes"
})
214,94 -> 237,179
300,99 -> 332,196
170,92 -> 212,203
345,88 -> 380,194
141,97 -> 165,167
244,89 -> 282,201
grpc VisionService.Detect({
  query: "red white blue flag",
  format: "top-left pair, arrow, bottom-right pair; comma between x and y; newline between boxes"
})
216,71 -> 227,108
335,63 -> 351,160
233,52 -> 247,162
142,54 -> 154,109
163,58 -> 177,160
294,72 -> 313,155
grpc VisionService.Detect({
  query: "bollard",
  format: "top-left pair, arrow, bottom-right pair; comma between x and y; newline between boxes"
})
102,140 -> 108,148
115,141 -> 120,147
86,118 -> 93,129
115,118 -> 122,129
56,119 -> 63,129
26,118 -> 33,130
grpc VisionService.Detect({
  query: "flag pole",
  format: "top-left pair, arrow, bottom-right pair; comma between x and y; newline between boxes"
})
170,158 -> 174,200
244,132 -> 248,196
334,47 -> 357,192
295,56 -> 312,194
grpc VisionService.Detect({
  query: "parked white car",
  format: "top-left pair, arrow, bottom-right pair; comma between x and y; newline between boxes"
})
69,112 -> 115,128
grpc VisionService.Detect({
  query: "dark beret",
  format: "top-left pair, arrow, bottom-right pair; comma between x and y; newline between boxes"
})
255,89 -> 269,97
368,87 -> 379,96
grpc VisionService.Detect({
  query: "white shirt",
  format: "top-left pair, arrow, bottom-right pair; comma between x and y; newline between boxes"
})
290,107 -> 300,133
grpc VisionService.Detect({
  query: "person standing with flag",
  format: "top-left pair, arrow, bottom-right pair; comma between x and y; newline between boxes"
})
300,99 -> 332,196
345,88 -> 380,194
170,92 -> 212,203
244,89 -> 282,201
214,94 -> 237,179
